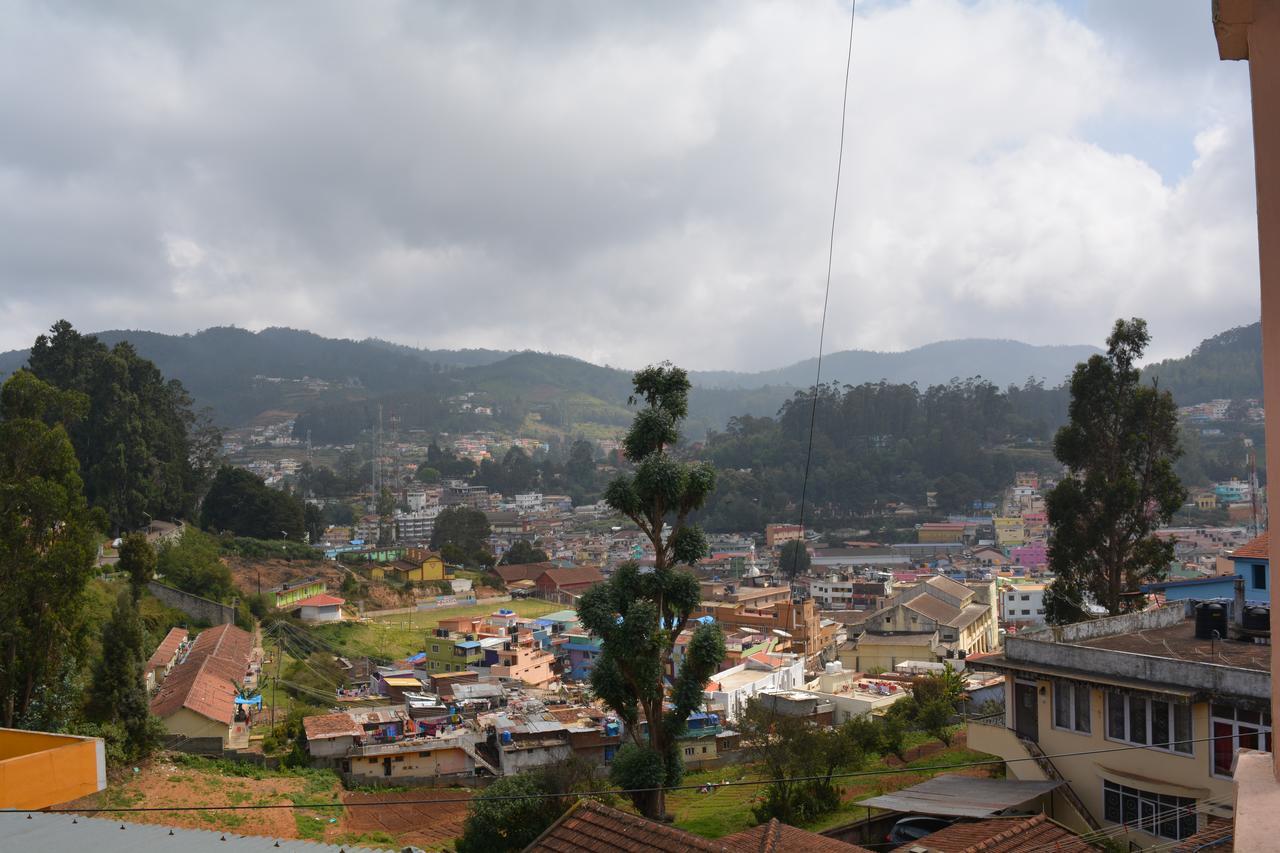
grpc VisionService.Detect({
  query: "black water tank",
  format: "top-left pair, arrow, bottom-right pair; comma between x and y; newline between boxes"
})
1195,602 -> 1228,640
1243,606 -> 1271,633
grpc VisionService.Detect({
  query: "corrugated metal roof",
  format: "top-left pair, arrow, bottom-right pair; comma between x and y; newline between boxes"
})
857,775 -> 1061,818
0,813 -> 378,852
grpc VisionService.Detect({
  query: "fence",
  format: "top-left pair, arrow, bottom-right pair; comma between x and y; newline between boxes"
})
360,594 -> 511,620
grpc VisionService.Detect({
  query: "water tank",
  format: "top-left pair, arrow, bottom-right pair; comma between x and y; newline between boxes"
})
709,713 -> 720,725
958,649 -> 967,659
500,731 -> 512,745
1243,606 -> 1271,633
1195,602 -> 1229,640
824,661 -> 843,675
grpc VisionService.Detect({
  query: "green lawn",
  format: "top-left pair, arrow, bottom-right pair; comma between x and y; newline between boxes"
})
307,599 -> 564,660
669,733 -> 999,840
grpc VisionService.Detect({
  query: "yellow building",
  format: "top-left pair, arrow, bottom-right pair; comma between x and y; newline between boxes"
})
0,728 -> 106,809
375,547 -> 448,583
917,522 -> 966,544
968,605 -> 1270,848
841,576 -> 997,671
993,516 -> 1025,547
1195,492 -> 1219,512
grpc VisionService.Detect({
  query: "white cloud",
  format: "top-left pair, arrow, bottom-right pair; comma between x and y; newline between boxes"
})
0,0 -> 1261,370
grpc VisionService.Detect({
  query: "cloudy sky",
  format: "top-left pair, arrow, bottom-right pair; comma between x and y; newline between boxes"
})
0,0 -> 1261,370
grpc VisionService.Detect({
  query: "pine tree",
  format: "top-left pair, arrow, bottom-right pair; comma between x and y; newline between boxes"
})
89,589 -> 154,757
1045,319 -> 1187,623
118,532 -> 156,602
576,364 -> 724,820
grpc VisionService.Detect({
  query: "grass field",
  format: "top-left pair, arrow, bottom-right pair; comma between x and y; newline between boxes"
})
307,598 -> 565,660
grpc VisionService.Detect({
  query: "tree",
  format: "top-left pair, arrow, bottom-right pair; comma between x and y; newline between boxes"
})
156,528 -> 237,602
118,532 -> 157,602
778,540 -> 810,578
376,487 -> 396,546
201,465 -> 305,540
1045,319 -> 1187,623
88,590 -> 156,758
0,370 -> 101,729
27,321 -> 219,534
430,506 -> 492,563
502,540 -> 549,566
454,771 -> 567,853
576,364 -> 723,820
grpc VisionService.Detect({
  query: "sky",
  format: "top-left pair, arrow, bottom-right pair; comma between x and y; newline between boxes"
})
0,0 -> 1262,370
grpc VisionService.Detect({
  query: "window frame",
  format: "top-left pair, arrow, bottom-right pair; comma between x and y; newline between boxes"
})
1251,563 -> 1267,591
1052,680 -> 1091,735
1102,780 -> 1197,841
1210,704 -> 1273,779
1105,692 -> 1193,755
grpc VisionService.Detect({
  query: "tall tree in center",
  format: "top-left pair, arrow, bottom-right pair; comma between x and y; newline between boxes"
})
576,364 -> 724,820
1045,319 -> 1186,623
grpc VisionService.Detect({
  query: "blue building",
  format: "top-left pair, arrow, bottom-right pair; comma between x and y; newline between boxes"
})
1142,532 -> 1269,605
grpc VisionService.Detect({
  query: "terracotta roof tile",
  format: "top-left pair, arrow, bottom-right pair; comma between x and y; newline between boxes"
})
150,624 -> 254,725
292,593 -> 346,608
722,818 -> 874,851
1232,532 -> 1270,560
890,813 -> 1098,852
535,566 -> 605,589
145,627 -> 189,675
526,799 -> 725,852
303,712 -> 362,740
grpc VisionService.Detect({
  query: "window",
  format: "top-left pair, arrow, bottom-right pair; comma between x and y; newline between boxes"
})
1053,681 -> 1090,734
1021,595 -> 1030,601
684,747 -> 695,756
1103,780 -> 1196,841
1211,704 -> 1273,778
1021,609 -> 1031,616
1252,564 -> 1267,591
1036,609 -> 1045,615
431,644 -> 440,653
1106,692 -> 1192,754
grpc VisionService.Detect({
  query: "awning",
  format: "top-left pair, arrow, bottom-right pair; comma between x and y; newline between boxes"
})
858,774 -> 1062,818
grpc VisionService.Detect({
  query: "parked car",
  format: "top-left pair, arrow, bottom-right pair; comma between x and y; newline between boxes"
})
886,815 -> 955,844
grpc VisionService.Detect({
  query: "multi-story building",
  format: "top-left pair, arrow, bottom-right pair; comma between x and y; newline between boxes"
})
804,574 -> 891,611
841,575 -> 997,671
765,523 -> 805,549
918,522 -> 967,544
1001,583 -> 1047,628
421,630 -> 486,674
491,634 -> 557,686
967,602 -> 1271,848
514,492 -> 544,512
703,653 -> 805,723
993,517 -> 1026,547
691,597 -> 840,663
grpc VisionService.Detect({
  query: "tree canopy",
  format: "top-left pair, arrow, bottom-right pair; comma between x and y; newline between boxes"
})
1045,319 -> 1186,623
430,506 -> 493,567
576,363 -> 724,820
26,320 -> 219,534
778,540 -> 811,578
0,370 -> 102,728
201,465 -> 305,540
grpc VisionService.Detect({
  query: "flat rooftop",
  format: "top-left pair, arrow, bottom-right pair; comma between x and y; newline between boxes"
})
1077,618 -> 1270,671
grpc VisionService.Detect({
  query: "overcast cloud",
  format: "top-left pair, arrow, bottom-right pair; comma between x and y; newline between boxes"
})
0,0 -> 1260,369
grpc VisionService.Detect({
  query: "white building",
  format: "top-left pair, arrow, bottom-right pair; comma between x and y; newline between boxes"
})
514,492 -> 544,512
294,594 -> 345,623
1001,583 -> 1047,627
704,653 -> 805,723
394,507 -> 441,542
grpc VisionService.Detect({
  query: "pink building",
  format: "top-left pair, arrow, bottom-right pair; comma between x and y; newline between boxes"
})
1010,542 -> 1048,568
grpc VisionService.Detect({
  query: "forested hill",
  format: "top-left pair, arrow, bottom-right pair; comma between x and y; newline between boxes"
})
692,339 -> 1102,390
1142,322 -> 1262,404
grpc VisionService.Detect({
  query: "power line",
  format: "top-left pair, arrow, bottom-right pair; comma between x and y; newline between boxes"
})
36,730 -> 1250,814
794,0 -> 856,566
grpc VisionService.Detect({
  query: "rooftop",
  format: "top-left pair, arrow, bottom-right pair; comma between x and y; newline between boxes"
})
291,593 -> 345,608
891,813 -> 1097,852
302,712 -> 362,740
1076,618 -> 1270,670
145,626 -> 189,674
1232,531 -> 1269,560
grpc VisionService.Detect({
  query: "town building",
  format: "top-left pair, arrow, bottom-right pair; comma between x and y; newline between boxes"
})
144,626 -> 190,691
292,593 -> 345,623
1141,532 -> 1271,605
967,602 -> 1271,847
268,576 -> 325,609
150,623 -> 256,750
918,522 -> 967,544
765,523 -> 805,549
843,575 -> 997,671
803,574 -> 890,610
491,633 -> 557,686
375,547 -> 448,583
704,653 -> 805,723
1000,583 -> 1047,628
692,597 -> 840,663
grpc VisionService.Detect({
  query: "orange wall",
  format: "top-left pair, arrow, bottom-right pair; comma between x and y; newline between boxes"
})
0,729 -> 104,809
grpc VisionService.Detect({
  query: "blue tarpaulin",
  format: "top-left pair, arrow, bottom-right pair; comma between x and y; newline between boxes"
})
405,652 -> 426,663
234,695 -> 263,708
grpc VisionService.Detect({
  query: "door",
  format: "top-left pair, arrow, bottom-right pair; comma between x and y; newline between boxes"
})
1015,681 -> 1039,741
383,757 -> 392,777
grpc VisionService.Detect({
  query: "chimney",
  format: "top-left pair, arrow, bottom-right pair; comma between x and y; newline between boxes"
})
1234,575 -> 1247,631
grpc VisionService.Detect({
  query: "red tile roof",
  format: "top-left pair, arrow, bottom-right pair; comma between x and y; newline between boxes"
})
150,624 -> 253,725
496,562 -> 558,584
890,813 -> 1098,852
1232,532 -> 1270,560
722,819 -> 874,851
526,800 -> 872,852
145,627 -> 189,675
292,593 -> 346,608
302,712 -> 362,741
535,566 -> 604,590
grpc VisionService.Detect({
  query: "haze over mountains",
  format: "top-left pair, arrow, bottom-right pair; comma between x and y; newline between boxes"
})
0,323 -> 1261,436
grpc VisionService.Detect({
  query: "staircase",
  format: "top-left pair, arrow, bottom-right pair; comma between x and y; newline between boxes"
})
1017,736 -> 1101,832
465,741 -> 501,777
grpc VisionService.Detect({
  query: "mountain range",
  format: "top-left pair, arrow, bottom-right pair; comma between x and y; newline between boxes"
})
0,322 -> 1260,436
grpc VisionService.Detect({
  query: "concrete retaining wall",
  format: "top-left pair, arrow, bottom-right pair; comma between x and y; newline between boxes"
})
148,581 -> 235,625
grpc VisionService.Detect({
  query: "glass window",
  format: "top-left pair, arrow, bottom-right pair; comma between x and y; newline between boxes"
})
1074,683 -> 1091,734
1103,780 -> 1196,841
1105,693 -> 1191,754
1252,564 -> 1267,590
1212,705 -> 1274,777
1053,681 -> 1090,733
